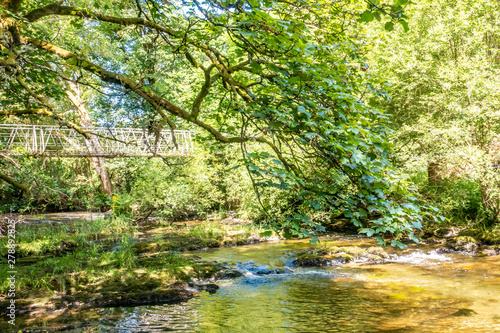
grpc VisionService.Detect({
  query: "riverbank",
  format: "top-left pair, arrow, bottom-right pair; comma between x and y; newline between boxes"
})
2,212 -> 500,331
419,225 -> 500,255
0,213 -> 276,327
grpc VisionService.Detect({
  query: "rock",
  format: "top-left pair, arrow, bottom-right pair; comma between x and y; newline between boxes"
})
422,237 -> 447,245
292,246 -> 390,267
447,236 -> 479,252
190,282 -> 219,294
459,227 -> 500,245
452,308 -> 477,317
480,245 -> 500,256
292,252 -> 330,266
435,247 -> 452,254
254,268 -> 286,275
366,247 -> 390,259
213,269 -> 244,279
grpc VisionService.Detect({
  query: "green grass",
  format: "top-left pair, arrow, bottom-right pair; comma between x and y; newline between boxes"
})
0,216 -> 269,305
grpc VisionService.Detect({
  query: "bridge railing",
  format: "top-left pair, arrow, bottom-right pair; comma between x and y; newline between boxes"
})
0,124 -> 194,157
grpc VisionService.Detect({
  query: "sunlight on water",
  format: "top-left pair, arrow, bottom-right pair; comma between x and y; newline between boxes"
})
25,237 -> 500,332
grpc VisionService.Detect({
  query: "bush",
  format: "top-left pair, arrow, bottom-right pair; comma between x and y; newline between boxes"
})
410,171 -> 487,225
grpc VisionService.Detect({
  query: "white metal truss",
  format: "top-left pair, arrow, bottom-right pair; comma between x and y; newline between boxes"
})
0,124 -> 194,157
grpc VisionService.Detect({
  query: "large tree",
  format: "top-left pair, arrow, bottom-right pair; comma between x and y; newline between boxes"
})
0,0 -> 432,245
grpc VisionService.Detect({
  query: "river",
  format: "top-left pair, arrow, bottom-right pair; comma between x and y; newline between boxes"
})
49,234 -> 500,332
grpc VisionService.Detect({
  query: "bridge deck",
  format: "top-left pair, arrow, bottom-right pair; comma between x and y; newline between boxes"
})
0,124 -> 193,157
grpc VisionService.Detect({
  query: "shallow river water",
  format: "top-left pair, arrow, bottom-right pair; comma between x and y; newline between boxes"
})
43,234 -> 500,332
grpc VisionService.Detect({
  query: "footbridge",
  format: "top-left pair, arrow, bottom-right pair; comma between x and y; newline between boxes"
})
0,124 -> 193,157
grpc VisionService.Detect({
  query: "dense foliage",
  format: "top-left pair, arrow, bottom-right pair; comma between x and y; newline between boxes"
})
370,0 -> 500,226
1,0 -> 443,245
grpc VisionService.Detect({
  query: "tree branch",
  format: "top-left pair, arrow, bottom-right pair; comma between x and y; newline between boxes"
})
24,3 -> 180,38
22,36 -> 259,145
0,171 -> 28,193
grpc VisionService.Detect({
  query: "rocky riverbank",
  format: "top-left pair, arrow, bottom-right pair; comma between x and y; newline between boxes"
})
0,214 -> 277,324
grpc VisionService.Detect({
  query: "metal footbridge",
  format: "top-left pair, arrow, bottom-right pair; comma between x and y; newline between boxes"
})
0,124 -> 193,157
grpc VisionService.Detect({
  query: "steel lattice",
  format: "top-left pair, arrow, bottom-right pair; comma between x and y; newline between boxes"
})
0,124 -> 193,157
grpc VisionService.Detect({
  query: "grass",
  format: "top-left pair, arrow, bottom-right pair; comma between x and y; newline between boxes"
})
0,215 -> 271,313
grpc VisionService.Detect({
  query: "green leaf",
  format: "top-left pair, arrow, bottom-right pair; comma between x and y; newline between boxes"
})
412,221 -> 422,229
66,57 -> 77,66
360,11 -> 375,22
399,20 -> 409,32
391,240 -> 407,249
385,22 -> 394,31
351,218 -> 362,227
260,231 -> 273,237
360,228 -> 375,237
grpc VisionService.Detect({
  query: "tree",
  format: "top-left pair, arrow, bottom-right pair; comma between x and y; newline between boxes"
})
370,0 -> 500,223
66,81 -> 113,197
0,0 -> 433,245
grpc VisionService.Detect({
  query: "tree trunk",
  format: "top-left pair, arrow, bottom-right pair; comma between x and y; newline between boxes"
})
428,161 -> 442,185
66,82 -> 113,197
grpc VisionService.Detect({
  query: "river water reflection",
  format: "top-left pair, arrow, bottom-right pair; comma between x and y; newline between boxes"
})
10,235 -> 498,332
89,236 -> 500,332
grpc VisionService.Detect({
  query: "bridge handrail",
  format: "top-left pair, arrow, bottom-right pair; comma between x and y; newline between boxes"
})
0,124 -> 194,157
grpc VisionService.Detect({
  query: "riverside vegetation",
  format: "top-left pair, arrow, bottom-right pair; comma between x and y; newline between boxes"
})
2,0 -> 500,329
0,213 -> 275,319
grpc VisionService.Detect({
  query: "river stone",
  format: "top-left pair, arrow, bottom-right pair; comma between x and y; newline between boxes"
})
191,283 -> 219,294
254,268 -> 285,275
452,308 -> 477,317
214,269 -> 244,279
480,245 -> 500,256
292,253 -> 331,266
435,247 -> 452,254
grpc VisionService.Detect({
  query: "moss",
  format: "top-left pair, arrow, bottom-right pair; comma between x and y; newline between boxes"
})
328,246 -> 387,261
454,236 -> 478,245
293,245 -> 390,267
446,235 -> 479,252
340,254 -> 354,262
478,229 -> 500,245
293,252 -> 328,266
457,227 -> 500,245
0,219 -> 264,318
366,247 -> 390,259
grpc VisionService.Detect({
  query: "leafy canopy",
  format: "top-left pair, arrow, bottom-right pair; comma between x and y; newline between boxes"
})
0,0 -> 435,245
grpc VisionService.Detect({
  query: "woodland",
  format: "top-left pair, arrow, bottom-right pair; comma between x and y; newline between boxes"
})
3,1 -> 500,328
1,0 -> 500,245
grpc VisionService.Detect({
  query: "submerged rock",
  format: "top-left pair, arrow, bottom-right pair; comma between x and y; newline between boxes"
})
213,269 -> 244,279
292,252 -> 331,266
435,247 -> 452,254
193,283 -> 219,294
480,245 -> 500,256
235,262 -> 288,275
452,308 -> 477,317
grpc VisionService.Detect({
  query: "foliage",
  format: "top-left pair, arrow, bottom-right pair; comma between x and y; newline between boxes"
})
0,217 -> 264,302
0,156 -> 111,213
369,0 -> 500,224
109,145 -> 258,221
409,172 -> 485,226
0,0 -> 440,245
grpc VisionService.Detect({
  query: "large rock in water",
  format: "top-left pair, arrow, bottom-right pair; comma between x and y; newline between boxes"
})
292,252 -> 331,266
446,236 -> 479,252
292,246 -> 389,267
190,282 -> 220,294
